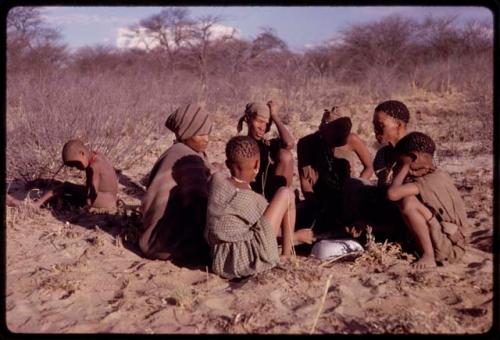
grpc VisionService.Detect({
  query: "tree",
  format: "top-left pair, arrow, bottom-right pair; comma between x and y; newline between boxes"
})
126,7 -> 192,72
7,6 -> 66,73
181,15 -> 238,100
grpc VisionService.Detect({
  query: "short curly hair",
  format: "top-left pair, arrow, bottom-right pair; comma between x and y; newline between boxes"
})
226,135 -> 260,163
374,100 -> 410,124
395,132 -> 436,156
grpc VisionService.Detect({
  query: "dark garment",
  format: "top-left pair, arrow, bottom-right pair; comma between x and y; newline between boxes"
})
140,142 -> 211,265
250,138 -> 282,201
50,181 -> 88,209
373,144 -> 397,187
297,131 -> 351,233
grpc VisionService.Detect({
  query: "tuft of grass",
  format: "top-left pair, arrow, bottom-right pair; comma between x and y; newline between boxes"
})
353,226 -> 415,272
167,286 -> 197,309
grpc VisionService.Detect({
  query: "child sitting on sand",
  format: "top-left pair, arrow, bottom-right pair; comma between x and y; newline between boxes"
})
33,139 -> 119,213
205,136 -> 314,279
387,132 -> 468,269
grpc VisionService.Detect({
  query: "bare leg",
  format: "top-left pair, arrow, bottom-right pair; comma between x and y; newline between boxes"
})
33,183 -> 66,208
263,187 -> 314,256
399,196 -> 436,269
274,149 -> 294,187
33,189 -> 57,208
263,187 -> 294,255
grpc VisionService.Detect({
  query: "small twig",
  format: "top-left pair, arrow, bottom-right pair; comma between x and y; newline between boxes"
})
206,266 -> 210,293
318,251 -> 364,268
309,273 -> 333,334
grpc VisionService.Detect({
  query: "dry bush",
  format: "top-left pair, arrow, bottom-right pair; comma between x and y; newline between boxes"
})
6,9 -> 493,184
6,64 -> 201,182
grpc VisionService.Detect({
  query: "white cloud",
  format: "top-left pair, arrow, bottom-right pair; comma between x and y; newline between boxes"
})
116,22 -> 241,50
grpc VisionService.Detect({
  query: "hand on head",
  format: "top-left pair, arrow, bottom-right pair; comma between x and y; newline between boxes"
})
267,100 -> 279,119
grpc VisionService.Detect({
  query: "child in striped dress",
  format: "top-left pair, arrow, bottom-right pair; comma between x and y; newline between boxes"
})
205,136 -> 314,279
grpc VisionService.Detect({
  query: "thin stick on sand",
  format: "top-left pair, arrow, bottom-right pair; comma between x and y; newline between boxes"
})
318,251 -> 364,268
309,273 -> 333,334
287,192 -> 296,257
205,266 -> 210,292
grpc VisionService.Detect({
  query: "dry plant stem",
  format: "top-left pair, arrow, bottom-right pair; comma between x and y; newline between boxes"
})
286,191 -> 296,257
318,251 -> 364,268
205,266 -> 209,293
309,273 -> 333,334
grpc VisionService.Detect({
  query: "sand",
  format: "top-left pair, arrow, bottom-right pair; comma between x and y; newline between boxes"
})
5,113 -> 495,334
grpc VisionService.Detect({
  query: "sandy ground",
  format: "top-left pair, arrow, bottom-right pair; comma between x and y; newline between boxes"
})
5,109 -> 496,334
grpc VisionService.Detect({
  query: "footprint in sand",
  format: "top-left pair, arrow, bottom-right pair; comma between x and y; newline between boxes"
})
441,293 -> 463,306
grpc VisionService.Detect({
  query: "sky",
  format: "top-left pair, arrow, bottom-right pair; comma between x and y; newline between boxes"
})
33,6 -> 493,52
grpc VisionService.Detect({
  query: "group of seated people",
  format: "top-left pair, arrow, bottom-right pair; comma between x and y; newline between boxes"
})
8,99 -> 470,279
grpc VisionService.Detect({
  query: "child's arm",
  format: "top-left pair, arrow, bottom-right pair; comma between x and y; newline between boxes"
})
267,100 -> 295,150
33,184 -> 64,207
347,133 -> 374,180
386,162 -> 420,201
87,166 -> 100,203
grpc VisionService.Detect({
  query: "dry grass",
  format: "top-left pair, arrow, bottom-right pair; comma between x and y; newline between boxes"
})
168,286 -> 198,309
6,13 -> 492,184
353,226 -> 415,273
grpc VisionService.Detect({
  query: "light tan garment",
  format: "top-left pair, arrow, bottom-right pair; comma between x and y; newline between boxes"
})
205,172 -> 279,279
415,169 -> 469,263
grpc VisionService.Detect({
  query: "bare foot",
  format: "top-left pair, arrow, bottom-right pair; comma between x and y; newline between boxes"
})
280,254 -> 292,261
293,228 -> 315,245
412,255 -> 437,270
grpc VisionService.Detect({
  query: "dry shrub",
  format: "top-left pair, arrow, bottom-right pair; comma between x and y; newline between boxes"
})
353,227 -> 415,272
6,10 -> 493,183
6,191 -> 47,227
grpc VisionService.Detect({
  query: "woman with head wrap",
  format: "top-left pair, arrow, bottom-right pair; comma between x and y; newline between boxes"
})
139,104 -> 214,264
296,106 -> 373,235
237,100 -> 295,201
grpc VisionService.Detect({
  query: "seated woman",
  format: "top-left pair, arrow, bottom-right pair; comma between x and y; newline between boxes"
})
237,100 -> 295,201
139,103 -> 213,265
296,107 -> 373,235
344,100 -> 413,241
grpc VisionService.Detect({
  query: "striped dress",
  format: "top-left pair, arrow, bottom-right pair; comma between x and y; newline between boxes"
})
205,172 -> 280,279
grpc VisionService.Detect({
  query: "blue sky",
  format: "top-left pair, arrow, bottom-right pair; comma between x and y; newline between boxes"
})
36,6 -> 493,52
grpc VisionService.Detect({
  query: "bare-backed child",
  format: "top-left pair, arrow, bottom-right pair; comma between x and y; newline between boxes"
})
205,136 -> 314,279
34,139 -> 118,212
387,132 -> 469,269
